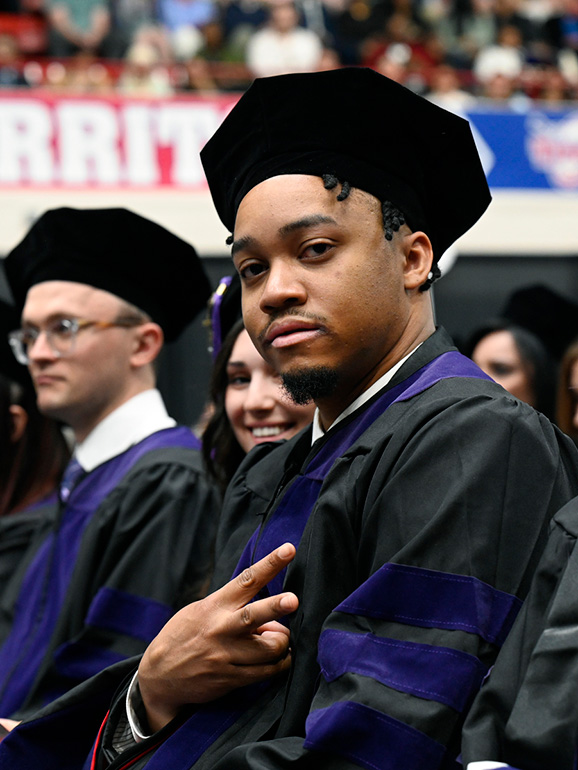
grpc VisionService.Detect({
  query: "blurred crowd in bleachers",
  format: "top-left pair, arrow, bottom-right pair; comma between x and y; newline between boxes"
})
0,0 -> 577,102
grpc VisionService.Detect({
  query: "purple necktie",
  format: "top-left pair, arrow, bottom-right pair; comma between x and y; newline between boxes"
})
59,457 -> 85,503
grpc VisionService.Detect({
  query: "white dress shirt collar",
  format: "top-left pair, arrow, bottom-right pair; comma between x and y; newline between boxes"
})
311,343 -> 422,444
75,389 -> 176,472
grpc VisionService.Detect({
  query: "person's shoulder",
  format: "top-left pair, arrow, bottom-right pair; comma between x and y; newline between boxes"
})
357,363 -> 571,464
227,427 -> 312,500
410,374 -> 560,439
108,430 -> 210,490
552,495 -> 578,540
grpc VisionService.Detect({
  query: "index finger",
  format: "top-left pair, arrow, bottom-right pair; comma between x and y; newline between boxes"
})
215,543 -> 296,610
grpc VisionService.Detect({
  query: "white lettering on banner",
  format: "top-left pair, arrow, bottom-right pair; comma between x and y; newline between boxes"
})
0,93 -> 236,188
57,102 -> 121,185
122,104 -> 158,186
157,104 -> 222,186
0,100 -> 53,184
527,111 -> 578,188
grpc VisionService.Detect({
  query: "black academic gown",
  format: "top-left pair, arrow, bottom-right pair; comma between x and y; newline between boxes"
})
2,329 -> 578,770
462,495 -> 578,770
0,429 -> 220,721
0,493 -> 59,637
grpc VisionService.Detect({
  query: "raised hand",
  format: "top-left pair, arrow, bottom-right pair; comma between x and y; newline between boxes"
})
139,543 -> 299,732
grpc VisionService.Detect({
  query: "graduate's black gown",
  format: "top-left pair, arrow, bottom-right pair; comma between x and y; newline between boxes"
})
0,428 -> 219,720
462,495 -> 578,770
0,492 -> 59,632
2,329 -> 578,770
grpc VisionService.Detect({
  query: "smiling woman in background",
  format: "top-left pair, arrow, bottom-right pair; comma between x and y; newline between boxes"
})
203,318 -> 315,494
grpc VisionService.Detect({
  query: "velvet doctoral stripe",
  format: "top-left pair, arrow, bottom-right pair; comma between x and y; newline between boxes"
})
335,563 -> 522,647
233,350 -> 492,598
0,427 -> 199,716
84,587 -> 174,643
318,629 -> 487,712
304,701 -> 446,770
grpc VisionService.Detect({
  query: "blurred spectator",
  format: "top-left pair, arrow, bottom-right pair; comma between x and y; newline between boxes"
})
362,9 -> 427,67
330,0 -> 391,65
473,22 -> 525,83
478,70 -> 531,106
557,337 -> 578,443
33,53 -> 115,92
118,39 -> 173,94
371,41 -> 410,83
158,0 -> 217,60
221,0 -> 268,62
173,53 -> 218,91
434,0 -> 499,70
543,0 -> 578,54
493,0 -> 533,41
46,0 -> 113,57
42,58 -> 69,88
518,0 -> 558,41
315,44 -> 342,69
191,19 -> 230,61
538,63 -> 573,101
171,17 -> 255,91
0,33 -> 28,87
543,0 -> 578,86
107,0 -> 172,60
466,320 -> 557,419
63,50 -> 115,92
245,0 -> 323,78
426,62 -> 477,110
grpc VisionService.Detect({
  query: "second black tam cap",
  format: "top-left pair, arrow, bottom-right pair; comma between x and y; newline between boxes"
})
4,208 -> 211,342
502,285 -> 578,361
201,67 -> 491,262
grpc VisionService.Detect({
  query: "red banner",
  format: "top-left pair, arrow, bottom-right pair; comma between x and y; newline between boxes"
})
0,90 -> 238,189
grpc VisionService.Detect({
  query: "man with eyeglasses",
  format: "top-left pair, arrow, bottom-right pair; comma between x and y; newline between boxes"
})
0,207 -> 220,721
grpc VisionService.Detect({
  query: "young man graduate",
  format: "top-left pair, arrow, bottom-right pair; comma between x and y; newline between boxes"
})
1,69 -> 578,770
0,208 -> 219,720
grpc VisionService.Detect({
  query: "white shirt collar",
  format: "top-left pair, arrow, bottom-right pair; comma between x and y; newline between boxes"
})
75,389 -> 176,472
311,343 -> 422,444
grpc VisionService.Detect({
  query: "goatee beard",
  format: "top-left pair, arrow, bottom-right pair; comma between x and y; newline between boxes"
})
281,367 -> 339,405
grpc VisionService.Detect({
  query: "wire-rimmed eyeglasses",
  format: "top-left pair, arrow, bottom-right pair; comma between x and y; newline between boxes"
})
8,317 -> 144,365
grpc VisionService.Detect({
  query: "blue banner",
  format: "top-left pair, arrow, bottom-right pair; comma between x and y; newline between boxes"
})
465,106 -> 578,190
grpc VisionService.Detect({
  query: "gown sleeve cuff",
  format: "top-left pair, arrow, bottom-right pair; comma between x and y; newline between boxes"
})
126,671 -> 152,743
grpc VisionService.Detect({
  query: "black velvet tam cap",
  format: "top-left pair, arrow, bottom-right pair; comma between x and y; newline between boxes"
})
4,208 -> 211,342
200,67 -> 491,261
502,285 -> 578,361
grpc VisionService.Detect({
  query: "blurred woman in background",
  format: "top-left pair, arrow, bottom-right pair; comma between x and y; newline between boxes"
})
556,337 -> 578,443
466,319 -> 557,420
